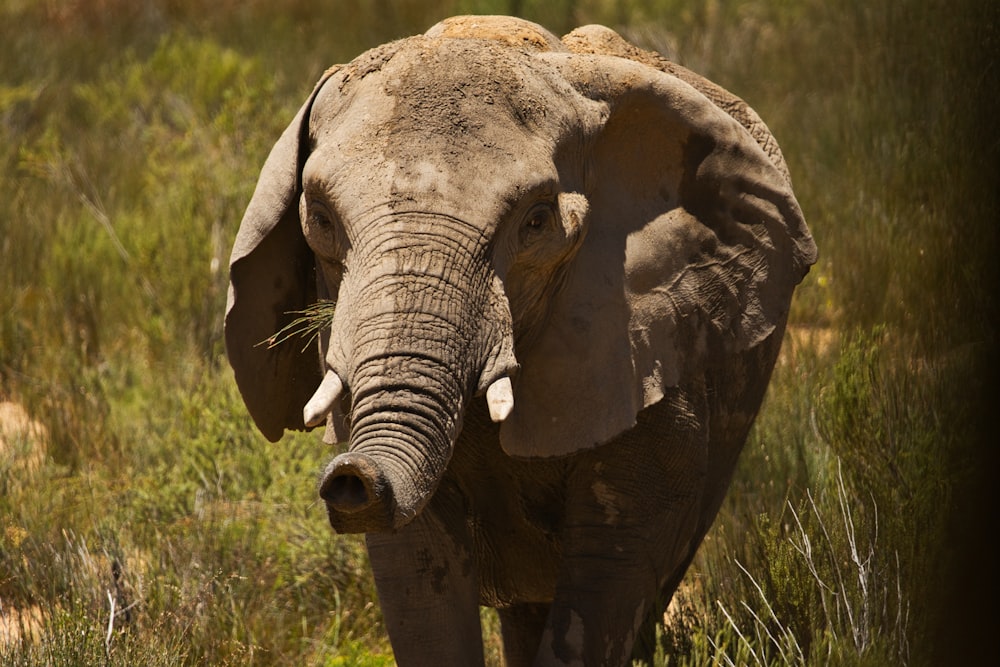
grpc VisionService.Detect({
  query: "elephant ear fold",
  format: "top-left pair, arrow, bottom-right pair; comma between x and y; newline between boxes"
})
499,52 -> 816,458
225,71 -> 337,442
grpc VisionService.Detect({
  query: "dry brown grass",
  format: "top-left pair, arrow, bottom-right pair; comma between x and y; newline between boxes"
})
0,603 -> 46,647
779,326 -> 838,367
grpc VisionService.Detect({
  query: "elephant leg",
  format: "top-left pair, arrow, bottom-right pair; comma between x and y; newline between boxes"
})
365,501 -> 484,667
498,602 -> 550,667
535,515 -> 704,666
535,393 -> 709,666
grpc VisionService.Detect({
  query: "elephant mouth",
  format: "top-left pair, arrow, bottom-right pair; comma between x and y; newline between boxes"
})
306,367 -> 516,533
304,369 -> 515,428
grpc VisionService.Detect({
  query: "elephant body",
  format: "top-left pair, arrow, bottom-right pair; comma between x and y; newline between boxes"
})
225,16 -> 815,666
395,338 -> 779,665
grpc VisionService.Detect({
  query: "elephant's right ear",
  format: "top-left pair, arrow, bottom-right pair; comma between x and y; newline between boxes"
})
225,71 -> 337,442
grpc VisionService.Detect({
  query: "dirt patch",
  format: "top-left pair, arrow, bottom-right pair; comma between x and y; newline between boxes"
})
0,401 -> 47,475
663,578 -> 703,627
778,325 -> 838,367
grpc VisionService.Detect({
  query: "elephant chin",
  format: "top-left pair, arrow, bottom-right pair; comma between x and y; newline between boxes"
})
318,450 -> 413,533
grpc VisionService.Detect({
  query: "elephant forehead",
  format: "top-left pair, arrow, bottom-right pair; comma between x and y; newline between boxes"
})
308,41 -> 569,223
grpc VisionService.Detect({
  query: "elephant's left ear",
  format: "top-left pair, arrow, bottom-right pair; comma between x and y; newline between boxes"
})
225,70 -> 338,442
499,52 -> 817,458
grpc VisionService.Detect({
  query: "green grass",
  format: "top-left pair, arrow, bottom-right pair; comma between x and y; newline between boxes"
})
1,1 -> 996,665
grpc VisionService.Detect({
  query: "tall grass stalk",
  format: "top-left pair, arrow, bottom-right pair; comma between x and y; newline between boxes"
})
649,460 -> 909,667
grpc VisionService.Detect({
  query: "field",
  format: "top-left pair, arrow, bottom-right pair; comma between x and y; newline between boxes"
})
1,1 -> 997,665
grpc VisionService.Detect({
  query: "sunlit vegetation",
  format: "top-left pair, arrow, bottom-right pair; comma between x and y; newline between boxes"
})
1,1 -> 995,665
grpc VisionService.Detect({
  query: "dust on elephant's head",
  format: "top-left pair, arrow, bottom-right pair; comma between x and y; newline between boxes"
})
225,16 -> 816,532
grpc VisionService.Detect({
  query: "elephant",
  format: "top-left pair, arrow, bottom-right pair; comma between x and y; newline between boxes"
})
225,15 -> 816,666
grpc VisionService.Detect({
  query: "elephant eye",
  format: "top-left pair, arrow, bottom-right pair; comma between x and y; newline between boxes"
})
306,199 -> 335,228
520,202 -> 557,245
301,196 -> 346,260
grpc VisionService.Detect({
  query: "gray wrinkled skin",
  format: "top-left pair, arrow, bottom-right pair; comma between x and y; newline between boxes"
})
225,16 -> 816,666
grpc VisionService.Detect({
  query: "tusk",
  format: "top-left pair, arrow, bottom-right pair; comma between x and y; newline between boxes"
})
486,376 -> 514,423
303,370 -> 343,427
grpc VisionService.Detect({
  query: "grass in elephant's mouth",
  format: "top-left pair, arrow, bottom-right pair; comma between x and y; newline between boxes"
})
262,300 -> 337,351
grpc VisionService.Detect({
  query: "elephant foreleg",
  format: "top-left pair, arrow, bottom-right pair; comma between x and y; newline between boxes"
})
365,500 -> 484,666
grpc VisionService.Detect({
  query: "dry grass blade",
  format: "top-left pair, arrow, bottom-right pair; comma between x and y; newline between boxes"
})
258,300 -> 337,351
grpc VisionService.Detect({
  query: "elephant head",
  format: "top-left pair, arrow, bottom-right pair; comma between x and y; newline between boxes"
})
225,16 -> 815,534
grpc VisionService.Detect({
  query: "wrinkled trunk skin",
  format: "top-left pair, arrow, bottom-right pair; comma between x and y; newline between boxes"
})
320,344 -> 466,533
318,223 -> 499,534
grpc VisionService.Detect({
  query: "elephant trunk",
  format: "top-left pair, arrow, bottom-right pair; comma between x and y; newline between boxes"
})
320,349 -> 465,533
314,225 -> 517,533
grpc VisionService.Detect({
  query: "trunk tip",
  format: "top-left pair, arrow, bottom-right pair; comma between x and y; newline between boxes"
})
319,451 -> 399,533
